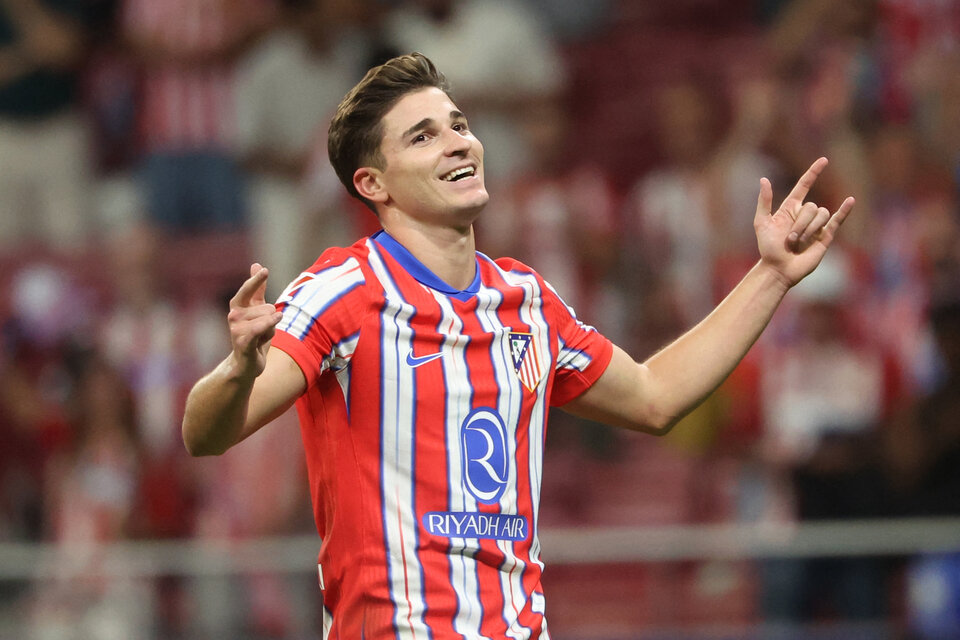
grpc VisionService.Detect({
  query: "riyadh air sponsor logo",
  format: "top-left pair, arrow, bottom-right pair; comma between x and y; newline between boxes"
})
422,406 -> 528,542
405,348 -> 444,368
460,408 -> 508,504
509,331 -> 544,391
422,511 -> 528,541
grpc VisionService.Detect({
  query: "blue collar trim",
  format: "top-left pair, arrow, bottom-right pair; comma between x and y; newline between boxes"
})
371,230 -> 480,302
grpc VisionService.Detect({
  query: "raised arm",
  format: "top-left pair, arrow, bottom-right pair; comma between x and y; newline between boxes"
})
182,263 -> 306,456
564,157 -> 855,435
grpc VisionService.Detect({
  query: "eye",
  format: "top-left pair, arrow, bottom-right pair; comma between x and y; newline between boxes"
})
452,122 -> 468,133
412,133 -> 427,143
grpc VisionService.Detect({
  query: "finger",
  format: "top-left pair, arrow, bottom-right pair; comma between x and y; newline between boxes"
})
255,321 -> 278,350
231,264 -> 269,308
232,309 -> 283,353
796,206 -> 832,249
229,303 -> 281,325
821,196 -> 856,241
787,202 -> 821,247
782,157 -> 828,210
754,177 -> 773,227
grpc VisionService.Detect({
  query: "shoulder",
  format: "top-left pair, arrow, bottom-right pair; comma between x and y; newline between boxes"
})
276,238 -> 379,307
482,254 -> 567,306
485,254 -> 542,283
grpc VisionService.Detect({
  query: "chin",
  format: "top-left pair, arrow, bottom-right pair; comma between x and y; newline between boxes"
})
463,194 -> 490,215
447,196 -> 488,227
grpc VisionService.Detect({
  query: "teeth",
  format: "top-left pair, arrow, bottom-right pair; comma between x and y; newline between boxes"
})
442,167 -> 475,181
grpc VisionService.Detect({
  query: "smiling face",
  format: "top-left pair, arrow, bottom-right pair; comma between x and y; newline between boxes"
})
354,87 -> 488,228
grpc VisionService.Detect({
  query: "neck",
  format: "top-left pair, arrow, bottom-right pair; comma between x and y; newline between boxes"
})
380,217 -> 477,290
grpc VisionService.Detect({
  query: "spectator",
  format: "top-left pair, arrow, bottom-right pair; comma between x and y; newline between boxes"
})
119,0 -> 270,232
0,0 -> 99,251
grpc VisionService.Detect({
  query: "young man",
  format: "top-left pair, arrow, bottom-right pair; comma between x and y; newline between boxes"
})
182,53 -> 855,638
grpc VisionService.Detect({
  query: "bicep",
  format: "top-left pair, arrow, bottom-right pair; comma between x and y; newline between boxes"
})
241,346 -> 307,441
560,344 -> 666,435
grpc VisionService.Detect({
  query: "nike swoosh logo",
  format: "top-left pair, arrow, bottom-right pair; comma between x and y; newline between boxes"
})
405,349 -> 444,368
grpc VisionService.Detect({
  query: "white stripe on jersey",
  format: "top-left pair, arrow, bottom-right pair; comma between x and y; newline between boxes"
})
430,291 -> 491,640
277,259 -> 365,343
366,244 -> 428,639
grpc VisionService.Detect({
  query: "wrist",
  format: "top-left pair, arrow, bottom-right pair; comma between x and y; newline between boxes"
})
752,259 -> 794,295
223,351 -> 262,385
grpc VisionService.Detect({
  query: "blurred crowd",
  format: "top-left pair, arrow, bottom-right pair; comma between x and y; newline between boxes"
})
2,0 -> 960,637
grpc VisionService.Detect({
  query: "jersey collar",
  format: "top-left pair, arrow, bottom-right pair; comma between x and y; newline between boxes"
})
372,230 -> 481,302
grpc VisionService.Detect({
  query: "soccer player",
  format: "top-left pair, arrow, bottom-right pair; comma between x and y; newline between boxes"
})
182,53 -> 855,638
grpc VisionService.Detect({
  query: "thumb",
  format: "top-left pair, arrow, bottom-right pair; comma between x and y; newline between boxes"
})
754,177 -> 773,226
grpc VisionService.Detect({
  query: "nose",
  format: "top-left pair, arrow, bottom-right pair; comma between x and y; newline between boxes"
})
442,127 -> 472,156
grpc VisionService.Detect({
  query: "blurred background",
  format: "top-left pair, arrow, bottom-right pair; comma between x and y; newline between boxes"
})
1,0 -> 960,637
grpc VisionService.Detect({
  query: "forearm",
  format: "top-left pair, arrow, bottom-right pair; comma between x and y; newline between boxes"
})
182,355 -> 257,457
642,260 -> 789,430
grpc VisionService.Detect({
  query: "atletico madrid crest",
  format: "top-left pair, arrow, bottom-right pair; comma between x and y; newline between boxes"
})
509,331 -> 544,392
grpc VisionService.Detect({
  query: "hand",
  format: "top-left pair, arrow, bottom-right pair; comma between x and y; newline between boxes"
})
754,157 -> 855,288
227,263 -> 283,378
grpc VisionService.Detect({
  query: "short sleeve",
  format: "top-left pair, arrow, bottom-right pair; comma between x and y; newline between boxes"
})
271,250 -> 369,388
545,282 -> 613,406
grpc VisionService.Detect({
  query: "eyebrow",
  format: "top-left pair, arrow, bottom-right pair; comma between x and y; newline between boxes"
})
401,110 -> 466,139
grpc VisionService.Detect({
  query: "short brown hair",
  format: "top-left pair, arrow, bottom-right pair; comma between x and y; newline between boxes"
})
327,52 -> 451,211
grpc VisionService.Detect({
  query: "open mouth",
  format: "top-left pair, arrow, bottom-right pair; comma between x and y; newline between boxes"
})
441,166 -> 476,182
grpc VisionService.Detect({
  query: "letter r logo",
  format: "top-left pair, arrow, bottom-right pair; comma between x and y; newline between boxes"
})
460,408 -> 509,505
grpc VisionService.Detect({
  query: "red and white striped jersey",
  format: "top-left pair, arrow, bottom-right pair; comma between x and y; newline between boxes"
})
272,231 -> 613,639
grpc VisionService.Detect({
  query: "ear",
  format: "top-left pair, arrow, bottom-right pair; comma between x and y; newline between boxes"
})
353,167 -> 388,204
